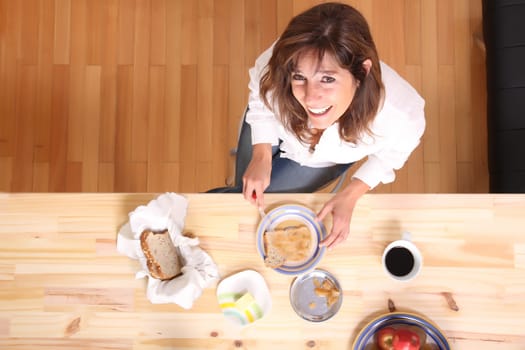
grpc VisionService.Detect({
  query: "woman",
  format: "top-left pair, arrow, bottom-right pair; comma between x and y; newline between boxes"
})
209,2 -> 425,249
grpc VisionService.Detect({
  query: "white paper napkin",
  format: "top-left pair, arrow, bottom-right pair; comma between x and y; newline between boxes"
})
116,192 -> 220,309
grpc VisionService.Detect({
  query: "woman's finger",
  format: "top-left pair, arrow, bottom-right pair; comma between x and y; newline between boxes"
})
242,181 -> 255,203
315,201 -> 334,222
320,230 -> 338,248
326,229 -> 348,249
251,189 -> 265,208
320,217 -> 350,249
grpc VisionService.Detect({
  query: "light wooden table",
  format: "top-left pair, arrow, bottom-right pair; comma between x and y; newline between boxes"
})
1,193 -> 524,349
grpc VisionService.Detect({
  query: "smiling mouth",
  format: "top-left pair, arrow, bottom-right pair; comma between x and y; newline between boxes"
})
307,106 -> 332,117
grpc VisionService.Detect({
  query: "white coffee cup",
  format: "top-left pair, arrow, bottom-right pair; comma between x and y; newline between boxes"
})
382,232 -> 423,282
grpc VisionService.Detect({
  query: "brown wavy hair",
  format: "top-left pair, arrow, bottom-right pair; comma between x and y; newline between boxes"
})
259,2 -> 384,144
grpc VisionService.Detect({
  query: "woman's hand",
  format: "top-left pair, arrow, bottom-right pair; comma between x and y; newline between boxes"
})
316,178 -> 370,249
242,143 -> 272,207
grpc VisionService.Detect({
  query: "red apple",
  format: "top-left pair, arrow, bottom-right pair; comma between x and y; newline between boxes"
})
376,326 -> 396,350
392,328 -> 421,350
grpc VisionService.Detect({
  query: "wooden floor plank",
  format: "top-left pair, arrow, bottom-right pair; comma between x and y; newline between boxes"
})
67,0 -> 87,163
98,162 -> 115,192
179,65 -> 198,192
438,64 -> 458,193
12,65 -> 38,192
130,0 -> 151,162
48,65 -> 69,192
32,162 -> 50,192
82,66 -> 101,192
53,0 -> 71,65
0,0 -> 19,157
163,0 -> 182,163
0,157 -> 13,190
33,0 -> 54,163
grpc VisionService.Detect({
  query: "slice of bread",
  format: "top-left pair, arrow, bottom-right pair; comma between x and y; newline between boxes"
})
140,229 -> 182,280
264,244 -> 287,268
263,225 -> 312,268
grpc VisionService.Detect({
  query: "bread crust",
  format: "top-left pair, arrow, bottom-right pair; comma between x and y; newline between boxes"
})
263,233 -> 286,268
263,226 -> 311,268
140,229 -> 181,280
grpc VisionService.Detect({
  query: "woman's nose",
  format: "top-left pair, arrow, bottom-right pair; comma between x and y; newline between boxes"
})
304,82 -> 321,103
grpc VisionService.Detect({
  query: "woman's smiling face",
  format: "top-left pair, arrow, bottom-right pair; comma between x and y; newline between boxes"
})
290,50 -> 359,130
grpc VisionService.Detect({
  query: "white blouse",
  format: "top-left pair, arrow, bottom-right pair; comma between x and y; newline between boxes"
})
246,44 -> 426,189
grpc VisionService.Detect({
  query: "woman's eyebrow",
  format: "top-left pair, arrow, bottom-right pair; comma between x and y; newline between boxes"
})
318,69 -> 337,74
292,68 -> 337,75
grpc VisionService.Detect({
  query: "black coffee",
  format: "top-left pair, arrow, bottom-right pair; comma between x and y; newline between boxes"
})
385,247 -> 415,277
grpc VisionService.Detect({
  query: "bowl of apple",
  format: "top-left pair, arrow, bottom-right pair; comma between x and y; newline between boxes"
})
352,312 -> 450,350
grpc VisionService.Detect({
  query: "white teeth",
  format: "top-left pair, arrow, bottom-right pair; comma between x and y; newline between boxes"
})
308,106 -> 331,115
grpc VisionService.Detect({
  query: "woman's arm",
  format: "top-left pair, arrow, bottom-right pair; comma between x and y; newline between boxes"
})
241,44 -> 279,208
242,143 -> 272,208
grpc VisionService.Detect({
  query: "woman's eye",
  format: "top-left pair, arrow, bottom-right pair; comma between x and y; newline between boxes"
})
292,73 -> 305,81
321,76 -> 335,83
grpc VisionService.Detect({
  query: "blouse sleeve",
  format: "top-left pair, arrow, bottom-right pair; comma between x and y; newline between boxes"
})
352,106 -> 425,188
352,63 -> 426,188
245,44 -> 281,146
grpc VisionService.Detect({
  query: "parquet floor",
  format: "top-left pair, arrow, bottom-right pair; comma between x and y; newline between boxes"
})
0,0 -> 488,193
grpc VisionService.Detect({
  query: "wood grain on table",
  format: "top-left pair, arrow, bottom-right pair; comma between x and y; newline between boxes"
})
0,193 -> 524,349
